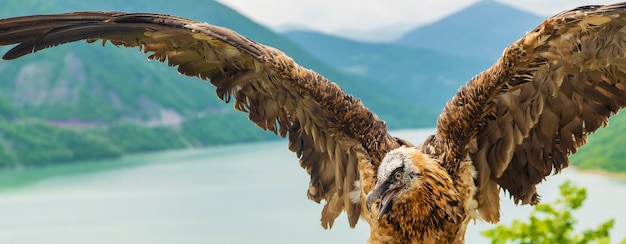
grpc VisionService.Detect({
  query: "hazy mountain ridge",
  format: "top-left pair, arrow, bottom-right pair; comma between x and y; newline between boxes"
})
281,1 -> 546,109
283,30 -> 487,109
396,0 -> 544,61
282,0 -> 626,173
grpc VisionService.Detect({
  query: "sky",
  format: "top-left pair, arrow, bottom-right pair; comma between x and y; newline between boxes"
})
216,0 -> 621,41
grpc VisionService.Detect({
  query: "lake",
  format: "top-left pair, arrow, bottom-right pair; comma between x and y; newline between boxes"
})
0,129 -> 624,243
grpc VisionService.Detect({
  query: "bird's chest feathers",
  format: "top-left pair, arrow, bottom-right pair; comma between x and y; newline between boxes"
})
372,169 -> 465,243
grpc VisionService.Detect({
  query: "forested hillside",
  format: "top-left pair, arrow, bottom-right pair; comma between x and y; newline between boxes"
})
0,0 -> 437,168
571,113 -> 626,172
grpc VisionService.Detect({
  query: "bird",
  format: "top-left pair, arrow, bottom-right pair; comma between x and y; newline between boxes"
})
1,2 -> 626,243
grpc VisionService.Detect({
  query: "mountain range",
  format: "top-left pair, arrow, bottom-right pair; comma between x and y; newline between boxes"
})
281,1 -> 626,172
282,31 -> 485,109
0,0 -> 623,172
282,0 -> 548,109
395,0 -> 545,61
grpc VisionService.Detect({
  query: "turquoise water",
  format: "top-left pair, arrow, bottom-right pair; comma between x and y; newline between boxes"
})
0,129 -> 624,243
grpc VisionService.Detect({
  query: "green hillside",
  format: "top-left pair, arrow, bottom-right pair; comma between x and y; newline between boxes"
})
571,112 -> 626,172
0,0 -> 437,168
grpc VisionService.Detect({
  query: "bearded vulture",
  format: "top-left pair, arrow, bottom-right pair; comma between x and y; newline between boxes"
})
1,2 -> 626,243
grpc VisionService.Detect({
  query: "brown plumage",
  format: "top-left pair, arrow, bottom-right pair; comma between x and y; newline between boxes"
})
1,2 -> 626,243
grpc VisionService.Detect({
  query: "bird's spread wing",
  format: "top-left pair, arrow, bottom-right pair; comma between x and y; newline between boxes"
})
425,3 -> 626,222
0,12 -> 403,228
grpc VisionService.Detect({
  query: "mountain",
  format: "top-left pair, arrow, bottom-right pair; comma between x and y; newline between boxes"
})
282,1 -> 548,110
395,0 -> 544,62
283,1 -> 626,174
283,30 -> 486,109
0,0 -> 408,121
0,0 -> 436,168
395,0 -> 626,173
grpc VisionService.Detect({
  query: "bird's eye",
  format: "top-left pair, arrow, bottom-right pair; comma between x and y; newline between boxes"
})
394,171 -> 403,181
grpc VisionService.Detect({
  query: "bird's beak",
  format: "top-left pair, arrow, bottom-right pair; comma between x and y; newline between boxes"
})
366,181 -> 403,220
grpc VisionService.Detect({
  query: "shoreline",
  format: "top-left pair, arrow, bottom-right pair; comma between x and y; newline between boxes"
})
572,167 -> 626,179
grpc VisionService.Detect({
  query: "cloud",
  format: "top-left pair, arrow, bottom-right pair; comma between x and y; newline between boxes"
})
217,0 -> 622,41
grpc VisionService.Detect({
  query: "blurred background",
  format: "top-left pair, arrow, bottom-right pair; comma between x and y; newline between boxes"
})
0,0 -> 624,243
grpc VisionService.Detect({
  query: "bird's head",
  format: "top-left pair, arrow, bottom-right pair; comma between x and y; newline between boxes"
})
365,146 -> 429,219
366,146 -> 456,222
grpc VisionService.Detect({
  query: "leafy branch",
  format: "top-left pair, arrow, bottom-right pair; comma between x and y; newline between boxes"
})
482,180 -> 624,244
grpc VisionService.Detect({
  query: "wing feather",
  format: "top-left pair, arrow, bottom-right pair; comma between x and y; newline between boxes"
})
424,2 -> 626,222
0,12 -> 402,228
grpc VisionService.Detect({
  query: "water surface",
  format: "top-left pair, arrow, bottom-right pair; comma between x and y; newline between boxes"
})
0,129 -> 624,243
